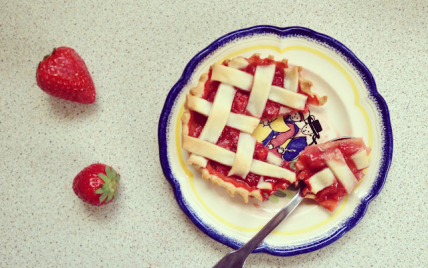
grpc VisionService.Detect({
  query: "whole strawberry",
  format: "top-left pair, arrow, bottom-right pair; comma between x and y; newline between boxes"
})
73,163 -> 120,206
36,47 -> 96,104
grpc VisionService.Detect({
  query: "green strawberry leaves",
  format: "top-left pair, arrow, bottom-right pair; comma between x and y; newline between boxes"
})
96,166 -> 120,204
289,158 -> 298,170
98,192 -> 109,203
98,174 -> 110,184
105,166 -> 116,179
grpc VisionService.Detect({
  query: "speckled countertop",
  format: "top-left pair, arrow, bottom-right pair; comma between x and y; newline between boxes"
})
1,0 -> 427,267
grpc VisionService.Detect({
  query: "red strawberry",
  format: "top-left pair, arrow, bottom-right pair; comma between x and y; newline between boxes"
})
73,163 -> 120,206
36,47 -> 96,104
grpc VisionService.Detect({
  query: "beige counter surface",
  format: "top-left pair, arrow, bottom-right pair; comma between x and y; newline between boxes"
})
1,0 -> 427,267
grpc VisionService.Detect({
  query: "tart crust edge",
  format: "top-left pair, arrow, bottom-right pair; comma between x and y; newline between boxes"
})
180,54 -> 327,203
181,72 -> 263,203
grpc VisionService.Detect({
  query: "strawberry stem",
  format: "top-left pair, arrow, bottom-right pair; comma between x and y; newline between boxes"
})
96,166 -> 120,204
42,48 -> 56,61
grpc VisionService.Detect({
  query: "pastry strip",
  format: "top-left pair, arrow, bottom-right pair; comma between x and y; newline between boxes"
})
324,149 -> 358,194
269,86 -> 308,110
211,63 -> 253,91
307,168 -> 336,194
187,154 -> 208,168
284,67 -> 299,92
186,95 -> 259,134
228,133 -> 256,178
199,83 -> 236,143
351,150 -> 370,170
182,136 -> 296,183
246,65 -> 276,118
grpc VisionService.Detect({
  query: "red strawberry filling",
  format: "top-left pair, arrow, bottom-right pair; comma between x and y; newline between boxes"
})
294,138 -> 370,211
189,111 -> 292,198
202,56 -> 313,119
186,55 -> 322,200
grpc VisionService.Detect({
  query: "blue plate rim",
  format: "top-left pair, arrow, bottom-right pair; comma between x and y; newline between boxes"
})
158,25 -> 393,256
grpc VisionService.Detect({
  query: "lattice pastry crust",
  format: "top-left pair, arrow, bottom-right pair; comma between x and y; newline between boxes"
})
181,54 -> 327,202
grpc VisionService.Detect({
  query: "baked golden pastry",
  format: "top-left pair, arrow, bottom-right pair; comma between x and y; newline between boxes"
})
182,54 -> 327,202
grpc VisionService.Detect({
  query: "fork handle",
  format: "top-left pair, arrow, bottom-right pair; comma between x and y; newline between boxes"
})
236,191 -> 304,256
212,189 -> 304,268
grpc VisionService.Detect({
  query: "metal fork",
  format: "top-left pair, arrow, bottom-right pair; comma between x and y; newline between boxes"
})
212,136 -> 352,268
212,181 -> 305,268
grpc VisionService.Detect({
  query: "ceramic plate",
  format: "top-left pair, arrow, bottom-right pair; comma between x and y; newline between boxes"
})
158,26 -> 393,256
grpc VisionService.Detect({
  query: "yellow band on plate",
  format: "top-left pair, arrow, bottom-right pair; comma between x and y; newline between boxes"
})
175,44 -> 373,234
